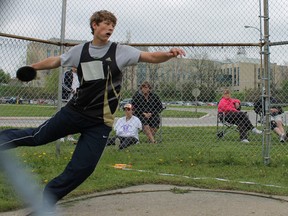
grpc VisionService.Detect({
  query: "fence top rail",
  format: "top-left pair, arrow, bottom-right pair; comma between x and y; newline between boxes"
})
1,32 -> 264,47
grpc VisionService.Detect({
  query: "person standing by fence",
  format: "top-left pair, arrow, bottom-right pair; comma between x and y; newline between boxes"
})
132,81 -> 163,143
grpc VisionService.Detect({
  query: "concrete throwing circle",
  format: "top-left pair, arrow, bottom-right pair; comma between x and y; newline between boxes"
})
1,185 -> 288,216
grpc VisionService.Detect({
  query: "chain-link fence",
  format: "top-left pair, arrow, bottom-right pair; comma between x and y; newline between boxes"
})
1,1 -> 288,174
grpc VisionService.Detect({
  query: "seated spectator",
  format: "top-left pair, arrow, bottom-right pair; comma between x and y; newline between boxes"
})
254,96 -> 286,142
218,89 -> 262,143
106,103 -> 142,150
132,81 -> 163,143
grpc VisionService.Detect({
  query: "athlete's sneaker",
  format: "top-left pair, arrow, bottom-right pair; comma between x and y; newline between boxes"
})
252,128 -> 262,135
280,134 -> 286,143
59,138 -> 65,142
241,139 -> 250,143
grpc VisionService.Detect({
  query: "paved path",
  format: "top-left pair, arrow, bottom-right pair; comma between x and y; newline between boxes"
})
1,184 -> 288,216
0,108 -> 263,127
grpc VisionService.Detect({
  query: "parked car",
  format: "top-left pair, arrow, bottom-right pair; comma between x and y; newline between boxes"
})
161,102 -> 167,110
207,102 -> 218,106
119,98 -> 166,111
196,101 -> 206,106
0,97 -> 10,104
183,101 -> 196,106
5,97 -> 23,104
240,102 -> 254,107
168,101 -> 185,106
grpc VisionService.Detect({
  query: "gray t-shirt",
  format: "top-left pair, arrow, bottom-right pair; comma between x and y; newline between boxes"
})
60,41 -> 141,70
61,41 -> 141,126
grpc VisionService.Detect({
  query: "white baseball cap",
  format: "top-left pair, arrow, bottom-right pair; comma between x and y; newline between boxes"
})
124,103 -> 132,109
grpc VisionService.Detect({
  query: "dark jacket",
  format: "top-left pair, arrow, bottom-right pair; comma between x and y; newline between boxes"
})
131,91 -> 163,119
254,97 -> 283,116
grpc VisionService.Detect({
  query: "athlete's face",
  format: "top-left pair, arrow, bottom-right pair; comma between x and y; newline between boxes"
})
93,21 -> 115,43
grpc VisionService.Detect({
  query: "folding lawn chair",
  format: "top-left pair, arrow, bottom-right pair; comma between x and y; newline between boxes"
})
216,112 -> 238,139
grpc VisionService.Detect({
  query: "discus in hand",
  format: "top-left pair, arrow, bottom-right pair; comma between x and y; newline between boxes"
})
16,66 -> 37,82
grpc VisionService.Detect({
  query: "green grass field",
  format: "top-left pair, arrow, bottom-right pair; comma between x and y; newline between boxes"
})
0,127 -> 288,212
0,104 -> 288,212
0,104 -> 207,118
0,104 -> 58,117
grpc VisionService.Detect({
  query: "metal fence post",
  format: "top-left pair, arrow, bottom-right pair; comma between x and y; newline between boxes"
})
56,0 -> 67,157
262,0 -> 272,165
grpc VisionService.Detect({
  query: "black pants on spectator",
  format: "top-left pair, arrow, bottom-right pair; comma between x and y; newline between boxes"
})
106,136 -> 138,149
225,111 -> 254,140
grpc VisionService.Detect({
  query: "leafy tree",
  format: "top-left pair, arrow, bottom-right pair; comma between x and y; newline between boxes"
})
182,82 -> 197,101
198,85 -> 216,102
44,68 -> 60,99
0,69 -> 11,84
188,53 -> 223,92
158,81 -> 177,101
277,80 -> 288,103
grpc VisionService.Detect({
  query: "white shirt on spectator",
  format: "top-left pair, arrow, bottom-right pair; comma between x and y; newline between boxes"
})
114,115 -> 142,140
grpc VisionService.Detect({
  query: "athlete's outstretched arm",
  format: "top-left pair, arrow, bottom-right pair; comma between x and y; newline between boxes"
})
139,48 -> 185,63
31,56 -> 61,70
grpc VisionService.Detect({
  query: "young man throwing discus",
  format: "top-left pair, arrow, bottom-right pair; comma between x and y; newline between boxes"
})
0,10 -> 185,214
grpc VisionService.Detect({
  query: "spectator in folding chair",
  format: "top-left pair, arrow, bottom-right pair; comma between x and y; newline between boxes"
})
132,81 -> 163,144
218,89 -> 262,143
106,103 -> 142,150
254,96 -> 286,142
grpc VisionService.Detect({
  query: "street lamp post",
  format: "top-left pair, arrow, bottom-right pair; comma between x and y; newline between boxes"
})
245,1 -> 271,166
244,25 -> 265,102
244,25 -> 263,39
244,24 -> 267,157
244,25 -> 263,84
245,19 -> 271,165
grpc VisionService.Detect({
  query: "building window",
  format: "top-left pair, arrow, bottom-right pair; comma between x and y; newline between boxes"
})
237,67 -> 240,86
234,67 -> 237,86
47,49 -> 51,57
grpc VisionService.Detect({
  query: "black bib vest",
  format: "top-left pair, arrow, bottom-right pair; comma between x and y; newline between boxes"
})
67,42 -> 122,126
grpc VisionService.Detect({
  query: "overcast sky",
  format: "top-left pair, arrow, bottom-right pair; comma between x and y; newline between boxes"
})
1,0 -> 288,75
